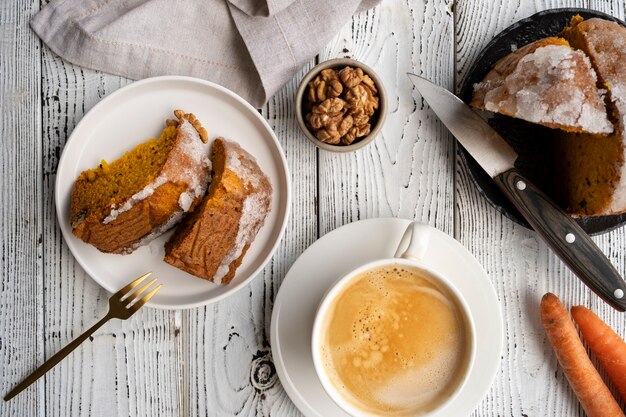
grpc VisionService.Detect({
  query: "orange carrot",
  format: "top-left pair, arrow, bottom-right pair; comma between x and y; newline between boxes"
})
572,305 -> 626,403
540,293 -> 624,417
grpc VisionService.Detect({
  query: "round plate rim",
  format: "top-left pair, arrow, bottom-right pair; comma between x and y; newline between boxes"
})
54,75 -> 291,309
270,217 -> 503,417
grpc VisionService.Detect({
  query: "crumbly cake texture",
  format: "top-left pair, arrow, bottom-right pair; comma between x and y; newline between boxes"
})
471,37 -> 613,135
164,138 -> 272,284
71,110 -> 211,253
555,17 -> 626,215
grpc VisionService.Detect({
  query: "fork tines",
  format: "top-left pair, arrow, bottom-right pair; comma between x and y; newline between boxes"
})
115,272 -> 162,310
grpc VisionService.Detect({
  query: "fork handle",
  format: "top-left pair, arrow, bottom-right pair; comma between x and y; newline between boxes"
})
4,314 -> 111,401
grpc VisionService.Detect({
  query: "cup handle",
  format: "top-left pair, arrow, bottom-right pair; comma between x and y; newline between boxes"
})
394,222 -> 430,261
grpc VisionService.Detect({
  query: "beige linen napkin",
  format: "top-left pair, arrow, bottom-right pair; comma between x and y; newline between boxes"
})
31,0 -> 380,108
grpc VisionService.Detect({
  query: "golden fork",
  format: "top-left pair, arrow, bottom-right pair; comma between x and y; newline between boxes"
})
3,272 -> 162,401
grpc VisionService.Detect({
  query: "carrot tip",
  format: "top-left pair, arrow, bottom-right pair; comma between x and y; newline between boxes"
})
542,292 -> 557,302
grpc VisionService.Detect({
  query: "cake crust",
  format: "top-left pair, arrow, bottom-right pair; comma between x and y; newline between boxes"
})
164,138 -> 272,284
556,17 -> 626,215
472,18 -> 626,217
71,110 -> 211,253
471,37 -> 613,135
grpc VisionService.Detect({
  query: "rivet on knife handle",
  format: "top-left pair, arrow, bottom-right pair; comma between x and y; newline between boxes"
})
494,168 -> 626,311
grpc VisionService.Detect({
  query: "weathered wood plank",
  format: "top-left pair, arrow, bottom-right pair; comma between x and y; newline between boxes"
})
39,56 -> 183,416
0,0 -> 44,416
8,1 -> 626,416
454,1 -> 626,416
182,65 -> 316,417
589,0 -> 625,17
317,0 -> 456,236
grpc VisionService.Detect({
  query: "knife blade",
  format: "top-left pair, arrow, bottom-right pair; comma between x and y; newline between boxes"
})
408,73 -> 626,311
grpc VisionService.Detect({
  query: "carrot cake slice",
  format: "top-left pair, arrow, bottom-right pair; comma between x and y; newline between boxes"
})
471,37 -> 613,135
164,138 -> 272,284
71,110 -> 211,253
554,17 -> 626,215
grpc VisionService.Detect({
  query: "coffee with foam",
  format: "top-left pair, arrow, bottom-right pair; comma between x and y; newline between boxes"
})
318,265 -> 471,416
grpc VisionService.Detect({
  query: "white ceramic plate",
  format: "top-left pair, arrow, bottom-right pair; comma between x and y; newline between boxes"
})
56,76 -> 290,309
270,218 -> 503,417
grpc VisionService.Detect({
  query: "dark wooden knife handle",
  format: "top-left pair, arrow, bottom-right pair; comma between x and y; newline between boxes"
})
494,168 -> 626,311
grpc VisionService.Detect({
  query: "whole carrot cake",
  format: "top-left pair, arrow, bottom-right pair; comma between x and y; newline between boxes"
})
164,138 -> 272,284
71,110 -> 211,253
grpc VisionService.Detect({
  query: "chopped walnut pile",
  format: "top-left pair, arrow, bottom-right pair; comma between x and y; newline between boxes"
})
304,66 -> 380,146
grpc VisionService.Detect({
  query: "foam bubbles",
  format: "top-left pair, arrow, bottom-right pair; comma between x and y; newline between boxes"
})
319,265 -> 468,415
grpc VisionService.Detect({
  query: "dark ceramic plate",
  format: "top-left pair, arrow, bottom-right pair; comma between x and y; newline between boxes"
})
459,8 -> 626,236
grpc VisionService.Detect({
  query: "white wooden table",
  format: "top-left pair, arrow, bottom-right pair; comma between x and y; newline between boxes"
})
2,0 -> 626,416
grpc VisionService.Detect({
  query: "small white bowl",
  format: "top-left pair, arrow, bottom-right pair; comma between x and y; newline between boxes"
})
295,58 -> 387,152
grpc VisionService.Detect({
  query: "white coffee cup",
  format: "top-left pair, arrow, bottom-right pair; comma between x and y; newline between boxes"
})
311,222 -> 476,417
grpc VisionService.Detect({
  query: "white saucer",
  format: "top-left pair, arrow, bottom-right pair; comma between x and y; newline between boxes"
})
270,218 -> 503,417
55,76 -> 290,309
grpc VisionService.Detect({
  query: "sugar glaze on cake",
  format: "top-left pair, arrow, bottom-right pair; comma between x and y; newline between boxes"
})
213,140 -> 270,283
103,117 -> 211,224
472,38 -> 613,135
555,17 -> 626,215
71,110 -> 211,254
164,137 -> 272,284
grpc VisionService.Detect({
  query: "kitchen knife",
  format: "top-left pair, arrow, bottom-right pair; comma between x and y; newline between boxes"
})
408,73 -> 626,311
